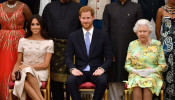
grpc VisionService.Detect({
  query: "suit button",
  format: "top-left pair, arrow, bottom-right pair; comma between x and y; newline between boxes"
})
97,7 -> 99,9
97,0 -> 99,2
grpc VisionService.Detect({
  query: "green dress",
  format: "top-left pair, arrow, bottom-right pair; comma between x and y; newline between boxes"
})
125,39 -> 166,96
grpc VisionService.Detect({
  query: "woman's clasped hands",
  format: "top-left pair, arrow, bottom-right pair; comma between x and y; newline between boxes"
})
131,67 -> 156,77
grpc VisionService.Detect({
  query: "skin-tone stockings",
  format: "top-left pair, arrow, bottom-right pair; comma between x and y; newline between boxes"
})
133,87 -> 152,100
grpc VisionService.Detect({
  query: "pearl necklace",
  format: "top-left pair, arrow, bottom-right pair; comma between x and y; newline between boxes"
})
7,1 -> 17,8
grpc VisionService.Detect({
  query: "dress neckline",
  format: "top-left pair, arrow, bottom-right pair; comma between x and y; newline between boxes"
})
24,38 -> 47,42
0,3 -> 24,21
137,39 -> 153,47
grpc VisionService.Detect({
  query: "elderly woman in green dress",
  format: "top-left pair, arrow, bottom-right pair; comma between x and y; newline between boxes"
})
125,19 -> 166,100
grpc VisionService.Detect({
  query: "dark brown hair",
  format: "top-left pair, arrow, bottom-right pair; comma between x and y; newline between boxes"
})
79,6 -> 94,16
25,14 -> 49,39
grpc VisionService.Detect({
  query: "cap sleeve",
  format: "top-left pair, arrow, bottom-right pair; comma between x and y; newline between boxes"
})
47,40 -> 54,53
18,38 -> 24,52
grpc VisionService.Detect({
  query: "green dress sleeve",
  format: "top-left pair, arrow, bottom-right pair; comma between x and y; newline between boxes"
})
155,44 -> 166,73
125,42 -> 133,72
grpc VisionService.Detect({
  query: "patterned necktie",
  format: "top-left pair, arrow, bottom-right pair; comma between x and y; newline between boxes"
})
83,32 -> 90,71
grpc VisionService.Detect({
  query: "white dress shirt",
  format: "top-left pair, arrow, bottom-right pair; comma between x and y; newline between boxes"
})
82,27 -> 94,43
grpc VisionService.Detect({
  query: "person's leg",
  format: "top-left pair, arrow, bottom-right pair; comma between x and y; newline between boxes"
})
51,80 -> 64,100
133,87 -> 142,100
26,73 -> 44,100
108,82 -> 124,100
66,74 -> 86,100
89,73 -> 108,100
143,88 -> 152,100
152,94 -> 160,100
24,80 -> 41,100
58,82 -> 64,100
108,82 -> 116,100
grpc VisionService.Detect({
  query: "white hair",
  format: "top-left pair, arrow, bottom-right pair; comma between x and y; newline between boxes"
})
133,19 -> 153,33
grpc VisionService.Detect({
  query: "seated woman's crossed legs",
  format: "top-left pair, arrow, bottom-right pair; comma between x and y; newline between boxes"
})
24,72 -> 45,100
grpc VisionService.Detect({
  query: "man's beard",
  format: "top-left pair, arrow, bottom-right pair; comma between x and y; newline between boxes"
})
82,22 -> 93,30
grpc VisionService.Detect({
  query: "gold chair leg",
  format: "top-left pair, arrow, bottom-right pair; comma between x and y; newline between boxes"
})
48,87 -> 50,100
70,96 -> 72,100
42,90 -> 47,100
129,92 -> 131,100
104,89 -> 108,100
125,90 -> 128,100
161,90 -> 163,100
70,89 -> 107,100
9,89 -> 13,100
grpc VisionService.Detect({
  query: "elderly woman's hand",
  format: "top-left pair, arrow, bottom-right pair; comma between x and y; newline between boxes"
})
139,69 -> 156,77
131,68 -> 144,75
131,67 -> 156,77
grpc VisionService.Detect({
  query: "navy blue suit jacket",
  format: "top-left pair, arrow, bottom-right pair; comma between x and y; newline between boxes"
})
138,0 -> 164,21
65,28 -> 113,72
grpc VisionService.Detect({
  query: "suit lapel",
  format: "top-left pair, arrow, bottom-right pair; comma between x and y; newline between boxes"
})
89,28 -> 98,56
78,29 -> 88,57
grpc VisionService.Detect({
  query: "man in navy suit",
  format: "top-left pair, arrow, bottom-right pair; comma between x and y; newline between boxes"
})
65,6 -> 113,100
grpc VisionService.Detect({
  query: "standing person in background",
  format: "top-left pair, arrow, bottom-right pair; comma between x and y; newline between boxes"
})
80,0 -> 117,29
19,0 -> 39,14
0,0 -> 32,99
42,0 -> 82,100
138,0 -> 164,21
103,0 -> 143,99
19,0 -> 51,15
136,0 -> 165,39
0,0 -> 6,29
38,0 -> 51,16
156,0 -> 175,99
